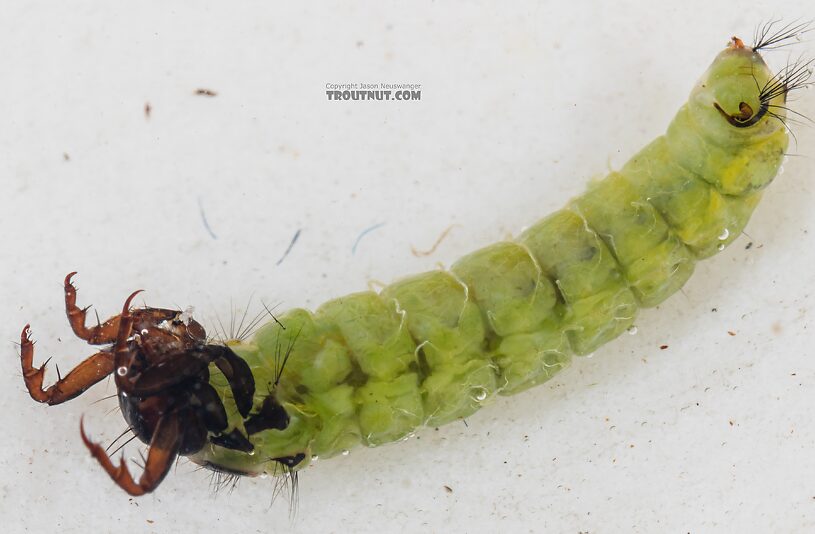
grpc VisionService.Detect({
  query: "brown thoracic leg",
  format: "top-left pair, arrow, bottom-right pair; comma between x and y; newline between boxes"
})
64,272 -> 122,345
81,413 -> 182,496
19,325 -> 115,405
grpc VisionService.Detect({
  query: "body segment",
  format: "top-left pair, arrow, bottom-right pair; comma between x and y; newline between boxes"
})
192,40 -> 789,473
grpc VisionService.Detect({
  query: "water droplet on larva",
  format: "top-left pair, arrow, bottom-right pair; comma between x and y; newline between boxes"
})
718,228 -> 730,240
311,455 -> 319,462
248,449 -> 256,456
116,366 -> 128,376
140,329 -> 148,335
718,244 -> 725,251
341,449 -> 350,456
474,388 -> 488,401
627,325 -> 638,335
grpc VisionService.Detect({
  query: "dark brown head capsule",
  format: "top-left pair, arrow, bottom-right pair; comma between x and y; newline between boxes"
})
19,273 -> 259,495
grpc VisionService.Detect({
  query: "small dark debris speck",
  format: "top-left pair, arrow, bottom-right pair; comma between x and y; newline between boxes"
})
727,331 -> 736,336
745,242 -> 753,250
144,102 -> 151,118
195,88 -> 218,96
443,485 -> 453,493
659,344 -> 668,350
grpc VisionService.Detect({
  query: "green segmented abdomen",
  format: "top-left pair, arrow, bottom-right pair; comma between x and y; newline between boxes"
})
193,46 -> 788,474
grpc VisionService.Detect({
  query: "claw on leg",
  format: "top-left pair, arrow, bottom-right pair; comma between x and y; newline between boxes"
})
19,325 -> 115,405
112,290 -> 145,390
80,415 -> 181,496
64,272 -> 121,345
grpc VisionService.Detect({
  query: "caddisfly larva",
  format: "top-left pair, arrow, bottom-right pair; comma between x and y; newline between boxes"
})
17,24 -> 812,496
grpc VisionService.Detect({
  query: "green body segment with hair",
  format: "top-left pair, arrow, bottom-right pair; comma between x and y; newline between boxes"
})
191,44 -> 788,475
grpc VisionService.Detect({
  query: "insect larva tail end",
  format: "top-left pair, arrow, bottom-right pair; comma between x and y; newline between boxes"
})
682,42 -> 789,153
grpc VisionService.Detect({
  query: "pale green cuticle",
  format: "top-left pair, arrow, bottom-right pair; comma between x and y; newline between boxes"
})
193,45 -> 788,475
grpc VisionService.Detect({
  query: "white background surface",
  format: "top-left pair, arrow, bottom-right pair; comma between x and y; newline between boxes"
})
2,2 -> 814,533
